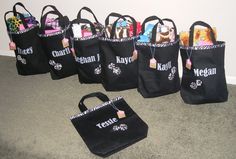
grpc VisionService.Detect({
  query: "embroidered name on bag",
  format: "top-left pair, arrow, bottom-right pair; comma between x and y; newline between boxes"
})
194,68 -> 216,77
17,47 -> 33,55
116,56 -> 132,65
96,118 -> 118,129
52,47 -> 71,57
157,61 -> 172,71
76,54 -> 100,64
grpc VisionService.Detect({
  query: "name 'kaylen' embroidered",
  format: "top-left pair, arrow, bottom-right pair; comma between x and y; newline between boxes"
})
116,56 -> 132,65
194,68 -> 216,77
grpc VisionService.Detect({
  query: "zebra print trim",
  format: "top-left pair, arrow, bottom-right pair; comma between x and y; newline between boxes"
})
73,32 -> 103,41
99,36 -> 139,42
38,25 -> 71,37
70,96 -> 123,119
136,39 -> 180,47
180,42 -> 225,50
8,24 -> 39,35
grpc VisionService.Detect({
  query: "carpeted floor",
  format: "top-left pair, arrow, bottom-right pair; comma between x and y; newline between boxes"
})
0,55 -> 236,159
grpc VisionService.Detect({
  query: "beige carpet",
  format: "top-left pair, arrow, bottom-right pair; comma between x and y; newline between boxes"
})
0,55 -> 236,159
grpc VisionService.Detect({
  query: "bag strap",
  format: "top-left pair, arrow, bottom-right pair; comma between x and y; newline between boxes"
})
189,21 -> 217,46
77,7 -> 99,23
12,2 -> 32,17
4,11 -> 28,32
71,18 -> 97,36
110,15 -> 137,39
141,16 -> 163,34
151,18 -> 177,42
162,18 -> 178,40
105,12 -> 124,26
78,92 -> 110,112
40,10 -> 63,29
41,5 -> 61,18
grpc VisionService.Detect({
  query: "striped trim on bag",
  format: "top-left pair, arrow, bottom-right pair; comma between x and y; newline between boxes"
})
99,36 -> 139,42
136,39 -> 180,48
38,24 -> 71,37
8,24 -> 39,35
180,41 -> 225,50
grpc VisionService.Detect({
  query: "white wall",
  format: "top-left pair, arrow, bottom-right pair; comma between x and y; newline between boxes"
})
1,0 -> 236,84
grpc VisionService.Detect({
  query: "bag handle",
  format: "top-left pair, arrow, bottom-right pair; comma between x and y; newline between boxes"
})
110,15 -> 137,39
162,18 -> 178,40
4,11 -> 28,32
189,21 -> 217,46
12,2 -> 32,17
41,5 -> 62,18
40,10 -> 63,29
78,92 -> 110,112
105,12 -> 125,26
77,7 -> 99,23
151,18 -> 177,42
141,16 -> 163,34
71,18 -> 97,35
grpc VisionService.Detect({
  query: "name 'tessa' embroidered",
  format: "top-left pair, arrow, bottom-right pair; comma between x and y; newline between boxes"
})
96,118 -> 118,129
17,47 -> 33,55
52,47 -> 71,57
194,68 -> 216,77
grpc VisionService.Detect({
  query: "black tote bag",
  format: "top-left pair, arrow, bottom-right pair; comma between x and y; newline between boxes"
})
4,2 -> 49,75
180,21 -> 228,104
70,92 -> 148,157
71,7 -> 103,83
136,17 -> 180,98
39,5 -> 77,80
99,14 -> 138,91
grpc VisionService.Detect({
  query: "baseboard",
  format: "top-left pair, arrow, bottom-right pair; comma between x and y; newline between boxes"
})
0,50 -> 236,85
226,76 -> 236,85
0,50 -> 15,57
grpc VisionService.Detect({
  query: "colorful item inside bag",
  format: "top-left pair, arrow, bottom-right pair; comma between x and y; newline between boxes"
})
105,19 -> 141,39
180,27 -> 217,46
138,23 -> 175,44
72,22 -> 102,38
44,18 -> 62,34
6,13 -> 37,32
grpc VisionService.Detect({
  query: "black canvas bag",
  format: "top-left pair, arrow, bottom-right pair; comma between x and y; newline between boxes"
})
71,7 -> 103,83
70,92 -> 148,157
4,2 -> 49,75
39,5 -> 77,80
136,17 -> 180,98
180,21 -> 228,104
99,14 -> 138,91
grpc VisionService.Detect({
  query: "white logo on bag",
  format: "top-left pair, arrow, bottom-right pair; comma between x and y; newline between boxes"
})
76,54 -> 100,64
168,67 -> 177,80
52,47 -> 71,57
49,60 -> 62,70
108,63 -> 121,75
190,79 -> 202,89
94,64 -> 101,75
194,68 -> 216,77
17,47 -> 33,55
116,56 -> 132,65
96,118 -> 118,129
157,61 -> 172,71
17,55 -> 27,64
113,124 -> 128,132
